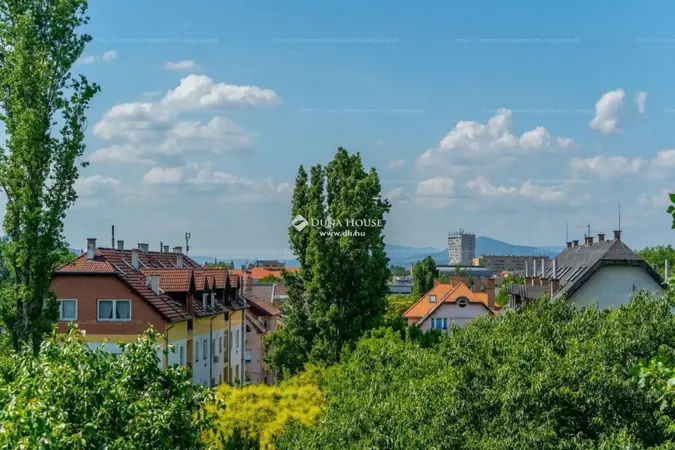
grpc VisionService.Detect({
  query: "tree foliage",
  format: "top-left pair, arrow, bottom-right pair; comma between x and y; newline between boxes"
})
265,148 -> 391,375
638,245 -> 675,279
495,274 -> 525,306
259,274 -> 281,283
384,294 -> 416,323
411,256 -> 436,298
0,326 -> 209,448
0,0 -> 100,352
389,265 -> 409,277
277,293 -> 675,449
202,365 -> 324,450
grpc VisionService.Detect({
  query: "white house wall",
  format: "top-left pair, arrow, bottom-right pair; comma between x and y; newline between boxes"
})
420,303 -> 490,331
228,323 -> 245,382
568,265 -> 664,309
192,329 -> 226,387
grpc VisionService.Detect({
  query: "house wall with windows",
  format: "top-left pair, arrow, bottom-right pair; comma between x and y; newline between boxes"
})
228,310 -> 245,383
419,302 -> 489,331
191,315 -> 227,387
246,319 -> 264,383
52,275 -> 165,336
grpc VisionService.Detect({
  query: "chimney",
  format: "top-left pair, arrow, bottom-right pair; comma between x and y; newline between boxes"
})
524,260 -> 529,277
138,243 -> 149,253
585,236 -> 593,246
552,259 -> 557,279
132,248 -> 139,270
525,276 -> 532,285
550,279 -> 560,296
271,283 -> 276,303
117,240 -> 124,251
540,278 -> 549,286
187,291 -> 194,315
163,245 -> 169,253
566,241 -> 572,248
433,278 -> 441,287
246,276 -> 253,293
666,259 -> 671,280
573,240 -> 579,247
597,233 -> 605,242
177,254 -> 184,268
541,258 -> 546,278
173,246 -> 183,254
86,238 -> 96,261
532,260 -> 538,278
147,275 -> 160,295
613,230 -> 621,240
486,278 -> 495,310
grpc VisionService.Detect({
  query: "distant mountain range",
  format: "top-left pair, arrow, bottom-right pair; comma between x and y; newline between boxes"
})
186,236 -> 563,269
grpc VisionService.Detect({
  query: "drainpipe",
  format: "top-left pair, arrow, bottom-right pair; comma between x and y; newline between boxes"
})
209,315 -> 217,388
164,323 -> 175,369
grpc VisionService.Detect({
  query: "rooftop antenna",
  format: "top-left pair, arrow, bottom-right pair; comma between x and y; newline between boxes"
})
185,232 -> 191,255
577,224 -> 591,237
111,225 -> 115,249
160,241 -> 163,252
619,202 -> 621,232
565,221 -> 568,242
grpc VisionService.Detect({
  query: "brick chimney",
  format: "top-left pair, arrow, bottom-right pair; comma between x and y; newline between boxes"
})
173,246 -> 183,254
246,276 -> 253,293
451,275 -> 470,287
573,240 -> 579,247
433,278 -> 441,287
550,279 -> 560,296
585,236 -> 594,246
540,278 -> 550,286
486,278 -> 495,310
131,248 -> 139,270
86,238 -> 96,261
163,245 -> 169,253
531,277 -> 539,286
597,233 -> 605,242
186,291 -> 194,315
117,240 -> 124,251
138,243 -> 149,253
525,276 -> 532,285
471,280 -> 484,293
566,241 -> 572,248
613,230 -> 621,240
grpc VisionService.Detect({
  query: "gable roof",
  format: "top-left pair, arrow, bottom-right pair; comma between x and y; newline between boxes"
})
243,293 -> 281,317
141,268 -> 194,292
246,310 -> 267,333
404,282 -> 496,326
547,239 -> 663,300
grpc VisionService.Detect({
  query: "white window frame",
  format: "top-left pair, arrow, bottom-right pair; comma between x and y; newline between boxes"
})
219,336 -> 223,354
58,299 -> 78,321
210,293 -> 216,307
203,338 -> 207,358
179,346 -> 185,366
429,295 -> 436,303
196,342 -> 200,361
97,299 -> 132,322
202,293 -> 208,309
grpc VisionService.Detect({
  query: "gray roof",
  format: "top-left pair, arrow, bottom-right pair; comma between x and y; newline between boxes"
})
437,266 -> 495,277
512,238 -> 663,301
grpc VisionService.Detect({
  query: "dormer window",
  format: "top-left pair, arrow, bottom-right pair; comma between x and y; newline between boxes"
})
457,297 -> 468,307
429,295 -> 436,304
202,293 -> 208,309
210,293 -> 216,307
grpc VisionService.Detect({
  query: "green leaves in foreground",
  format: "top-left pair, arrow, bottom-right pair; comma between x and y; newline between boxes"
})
276,292 -> 675,449
0,326 -> 209,449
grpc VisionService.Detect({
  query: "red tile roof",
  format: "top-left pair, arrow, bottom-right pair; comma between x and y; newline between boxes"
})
54,249 -> 242,322
246,310 -> 266,333
404,282 -> 497,326
244,294 -> 281,317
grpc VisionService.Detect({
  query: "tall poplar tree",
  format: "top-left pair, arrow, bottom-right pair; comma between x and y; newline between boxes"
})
266,148 -> 391,374
0,0 -> 100,351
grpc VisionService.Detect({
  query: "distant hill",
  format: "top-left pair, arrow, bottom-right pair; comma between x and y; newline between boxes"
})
160,237 -> 563,269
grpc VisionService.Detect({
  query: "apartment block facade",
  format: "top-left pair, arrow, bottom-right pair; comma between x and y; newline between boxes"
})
448,229 -> 476,266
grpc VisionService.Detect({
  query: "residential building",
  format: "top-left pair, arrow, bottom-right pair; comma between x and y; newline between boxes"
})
472,255 -> 553,273
507,231 -> 665,309
230,266 -> 299,281
256,260 -> 286,271
242,294 -> 282,384
389,276 -> 412,295
51,239 -> 248,387
447,229 -> 476,266
403,276 -> 498,330
247,279 -> 288,305
437,265 -> 494,279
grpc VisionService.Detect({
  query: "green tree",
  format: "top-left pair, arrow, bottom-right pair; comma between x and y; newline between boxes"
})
0,0 -> 100,352
0,326 -> 209,448
495,274 -> 525,306
411,256 -> 437,298
265,148 -> 391,375
384,294 -> 417,323
259,274 -> 281,283
390,265 -> 409,277
638,245 -> 675,279
206,261 -> 231,269
277,293 -> 675,449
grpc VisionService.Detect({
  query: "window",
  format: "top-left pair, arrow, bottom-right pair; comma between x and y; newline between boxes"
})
196,342 -> 200,361
203,339 -> 208,359
58,299 -> 77,321
219,336 -> 223,354
457,297 -> 468,308
443,318 -> 448,330
230,331 -> 233,350
224,312 -> 229,320
210,293 -> 216,307
211,339 -> 215,357
202,293 -> 208,309
179,346 -> 185,366
263,319 -> 268,328
429,295 -> 436,303
225,333 -> 229,352
97,300 -> 131,321
246,324 -> 251,333
235,330 -> 239,347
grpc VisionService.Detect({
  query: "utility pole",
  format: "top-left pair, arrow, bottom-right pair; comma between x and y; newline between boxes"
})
578,224 -> 590,237
185,232 -> 191,255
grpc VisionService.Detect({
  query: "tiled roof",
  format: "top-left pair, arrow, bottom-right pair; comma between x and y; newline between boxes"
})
243,293 -> 281,316
247,282 -> 287,303
141,268 -> 193,292
247,266 -> 299,280
57,260 -> 116,273
246,310 -> 266,333
404,282 -> 495,325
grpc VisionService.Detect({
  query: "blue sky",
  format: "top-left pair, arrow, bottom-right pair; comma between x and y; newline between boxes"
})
44,0 -> 675,257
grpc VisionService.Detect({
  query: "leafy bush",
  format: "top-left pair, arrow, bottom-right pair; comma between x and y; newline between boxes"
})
202,366 -> 324,449
277,292 -> 675,449
0,326 -> 209,449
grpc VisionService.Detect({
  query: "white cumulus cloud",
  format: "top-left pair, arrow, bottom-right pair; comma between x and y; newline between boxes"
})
103,50 -> 118,61
590,89 -> 625,134
636,91 -> 648,115
164,60 -> 198,70
569,156 -> 647,179
466,176 -> 565,202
